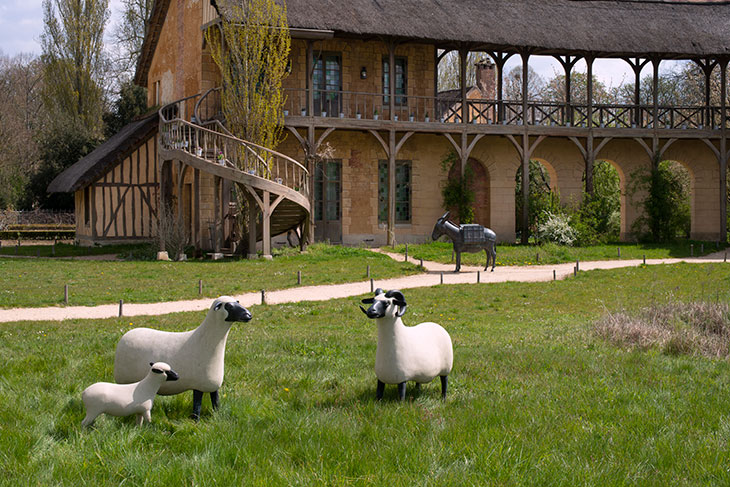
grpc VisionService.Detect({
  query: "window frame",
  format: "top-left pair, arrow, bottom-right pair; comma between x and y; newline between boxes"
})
378,159 -> 412,224
382,56 -> 408,107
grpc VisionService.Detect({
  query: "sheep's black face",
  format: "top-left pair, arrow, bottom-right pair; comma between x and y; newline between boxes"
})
359,289 -> 407,319
223,301 -> 252,322
360,299 -> 387,319
165,369 -> 179,381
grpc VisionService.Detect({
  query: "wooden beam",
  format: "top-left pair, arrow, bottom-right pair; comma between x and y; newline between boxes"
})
460,47 -> 468,125
568,136 -> 587,158
262,190 -> 271,257
306,41 -> 314,116
388,129 -> 396,246
720,58 -> 728,241
314,127 -> 335,152
369,129 -> 390,157
505,134 -> 523,158
213,175 -> 221,253
443,132 -> 461,156
194,168 -> 200,249
394,131 -> 415,155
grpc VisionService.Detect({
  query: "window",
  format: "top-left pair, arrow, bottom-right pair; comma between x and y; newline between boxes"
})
313,52 -> 341,116
378,160 -> 411,223
314,160 -> 341,222
382,57 -> 407,106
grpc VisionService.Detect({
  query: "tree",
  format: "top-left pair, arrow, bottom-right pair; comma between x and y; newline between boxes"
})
515,160 -> 560,239
503,64 -> 545,100
437,50 -> 483,92
0,52 -> 46,208
21,127 -> 99,210
629,158 -> 691,242
205,0 -> 291,253
41,0 -> 109,138
103,80 -> 148,138
206,0 -> 290,149
110,0 -> 154,80
542,71 -> 615,105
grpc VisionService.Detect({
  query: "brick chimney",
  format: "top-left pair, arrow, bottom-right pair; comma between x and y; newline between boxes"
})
475,59 -> 496,99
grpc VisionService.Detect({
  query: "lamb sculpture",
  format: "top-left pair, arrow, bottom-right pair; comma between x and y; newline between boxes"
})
360,289 -> 453,401
114,296 -> 252,419
82,361 -> 179,427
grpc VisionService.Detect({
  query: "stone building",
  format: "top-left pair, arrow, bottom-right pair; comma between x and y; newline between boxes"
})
50,0 -> 730,254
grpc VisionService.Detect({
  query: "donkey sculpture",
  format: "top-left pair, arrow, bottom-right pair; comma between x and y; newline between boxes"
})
431,212 -> 497,272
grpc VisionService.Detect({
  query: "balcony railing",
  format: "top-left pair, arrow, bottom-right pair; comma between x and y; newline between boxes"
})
273,88 -> 730,130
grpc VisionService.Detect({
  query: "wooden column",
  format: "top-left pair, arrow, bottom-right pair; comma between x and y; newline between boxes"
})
460,47 -> 468,125
489,52 -> 512,124
585,56 -> 595,195
720,59 -> 728,241
262,190 -> 272,257
521,50 -> 530,244
213,175 -> 221,253
388,40 -> 397,245
193,168 -> 200,249
624,57 -> 649,127
388,129 -> 396,246
306,41 -> 314,116
695,58 -> 717,128
652,58 -> 660,150
247,192 -> 258,259
306,125 -> 316,245
556,55 -> 578,126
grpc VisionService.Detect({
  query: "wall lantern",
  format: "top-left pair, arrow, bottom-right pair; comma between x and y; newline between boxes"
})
360,67 -> 367,79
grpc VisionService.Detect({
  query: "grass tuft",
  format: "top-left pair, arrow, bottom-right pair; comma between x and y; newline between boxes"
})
594,300 -> 730,358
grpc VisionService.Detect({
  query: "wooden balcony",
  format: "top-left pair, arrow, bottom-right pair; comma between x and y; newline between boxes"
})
282,88 -> 728,138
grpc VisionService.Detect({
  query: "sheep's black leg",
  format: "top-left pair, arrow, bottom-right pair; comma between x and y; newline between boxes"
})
455,251 -> 461,272
397,382 -> 407,401
376,380 -> 385,401
440,375 -> 448,400
415,382 -> 421,392
210,390 -> 219,410
191,389 -> 203,420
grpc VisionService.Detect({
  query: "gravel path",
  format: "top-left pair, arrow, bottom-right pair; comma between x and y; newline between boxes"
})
0,250 -> 726,323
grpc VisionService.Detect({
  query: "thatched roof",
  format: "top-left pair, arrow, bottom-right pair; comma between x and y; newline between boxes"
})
47,113 -> 158,193
135,0 -> 730,88
279,0 -> 730,57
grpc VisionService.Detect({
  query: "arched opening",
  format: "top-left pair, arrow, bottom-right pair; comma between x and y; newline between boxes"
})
629,159 -> 693,241
580,160 -> 623,242
515,158 -> 559,239
659,160 -> 693,239
446,158 -> 490,226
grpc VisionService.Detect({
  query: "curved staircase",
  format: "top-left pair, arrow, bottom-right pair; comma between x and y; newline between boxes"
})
158,92 -> 310,256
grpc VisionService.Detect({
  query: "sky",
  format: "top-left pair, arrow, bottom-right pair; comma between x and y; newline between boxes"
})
0,0 -> 124,57
0,1 -> 678,88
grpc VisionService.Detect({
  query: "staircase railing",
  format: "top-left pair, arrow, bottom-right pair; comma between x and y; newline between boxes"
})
160,95 -> 309,198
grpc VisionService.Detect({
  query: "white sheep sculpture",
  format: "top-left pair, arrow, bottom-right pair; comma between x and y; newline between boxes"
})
82,361 -> 179,427
360,288 -> 453,401
114,296 -> 252,419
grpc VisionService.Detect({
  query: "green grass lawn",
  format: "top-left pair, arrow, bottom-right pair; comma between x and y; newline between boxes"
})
0,244 -> 419,308
389,240 -> 727,267
0,241 -> 150,258
2,263 -> 730,485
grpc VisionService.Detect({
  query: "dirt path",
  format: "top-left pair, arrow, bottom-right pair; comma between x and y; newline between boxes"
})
0,250 -> 727,323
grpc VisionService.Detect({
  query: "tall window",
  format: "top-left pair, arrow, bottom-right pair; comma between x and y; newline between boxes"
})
382,57 -> 407,106
313,52 -> 341,116
378,160 -> 411,223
